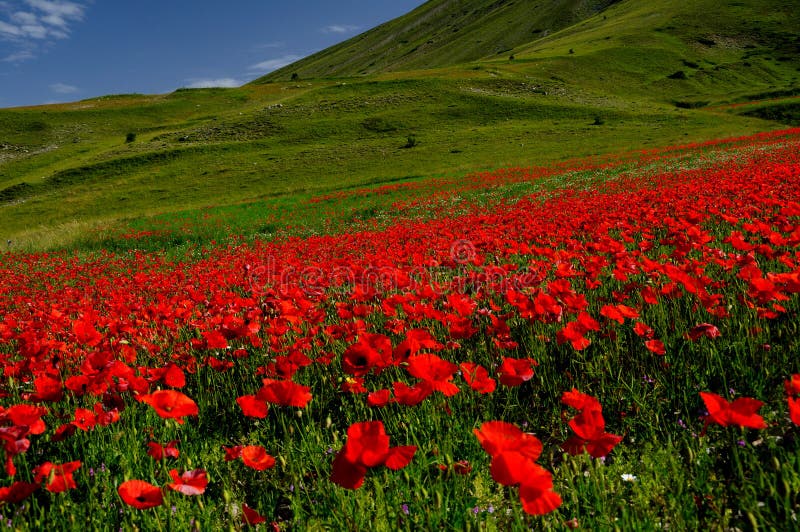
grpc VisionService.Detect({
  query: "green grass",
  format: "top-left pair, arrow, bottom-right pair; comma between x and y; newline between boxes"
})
741,101 -> 800,126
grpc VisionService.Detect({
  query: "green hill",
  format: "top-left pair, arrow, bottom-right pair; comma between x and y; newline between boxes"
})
256,0 -> 621,81
502,0 -> 800,102
0,0 -> 798,251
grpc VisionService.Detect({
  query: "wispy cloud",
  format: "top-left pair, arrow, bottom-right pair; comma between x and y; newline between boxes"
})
249,54 -> 303,73
0,1 -> 87,62
184,78 -> 242,89
50,81 -> 78,93
322,24 -> 360,35
2,47 -> 35,63
253,41 -> 285,50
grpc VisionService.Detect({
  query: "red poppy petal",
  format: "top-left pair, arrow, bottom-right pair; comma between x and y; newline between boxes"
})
519,484 -> 562,515
242,504 -> 267,525
236,395 -> 269,418
384,446 -> 416,470
118,480 -> 164,509
330,452 -> 367,490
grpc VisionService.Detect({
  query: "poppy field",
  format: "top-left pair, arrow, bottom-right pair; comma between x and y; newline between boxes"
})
1,129 -> 800,530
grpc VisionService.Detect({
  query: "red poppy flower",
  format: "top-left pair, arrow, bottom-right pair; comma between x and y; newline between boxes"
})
473,421 -> 542,462
497,357 -> 537,387
148,440 -> 180,460
561,390 -> 622,458
5,405 -> 48,435
406,354 -> 460,397
51,423 -> 77,443
645,339 -> 666,355
237,395 -> 269,418
392,329 -> 443,364
342,333 -> 392,376
340,376 -> 367,394
240,445 -> 276,471
632,322 -> 654,339
72,408 -> 96,431
202,330 -> 229,350
118,479 -> 164,509
34,460 -> 81,493
519,472 -> 563,516
73,319 -> 102,347
686,323 -> 721,341
27,375 -> 63,403
148,363 -> 186,388
473,421 -> 560,515
556,312 -> 600,350
330,452 -> 368,490
242,504 -> 267,525
257,379 -> 312,408
600,304 -> 639,324
207,356 -> 234,372
490,450 -> 551,486
168,468 -> 208,495
561,388 -> 601,412
0,481 -> 38,504
367,389 -> 392,408
700,392 -> 766,432
447,293 -> 477,317
139,390 -> 199,423
330,421 -> 416,489
219,447 -> 242,464
563,409 -> 623,458
343,422 -> 389,468
459,362 -> 496,394
392,381 -> 432,406
789,397 -> 800,426
786,374 -> 800,396
447,315 -> 478,339
93,403 -> 120,427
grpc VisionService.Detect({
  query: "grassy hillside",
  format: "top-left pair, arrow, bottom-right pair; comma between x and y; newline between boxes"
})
256,0 -> 620,81
0,0 -> 798,251
500,0 -> 800,103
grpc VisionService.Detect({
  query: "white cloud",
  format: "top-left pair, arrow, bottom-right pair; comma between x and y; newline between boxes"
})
12,11 -> 39,25
20,23 -> 48,39
184,78 -> 242,89
249,54 -> 303,73
3,49 -> 35,62
0,1 -> 87,62
50,82 -> 78,93
0,19 -> 22,37
26,0 -> 85,28
322,24 -> 360,34
254,41 -> 285,50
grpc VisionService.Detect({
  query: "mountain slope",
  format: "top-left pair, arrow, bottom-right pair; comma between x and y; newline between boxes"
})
498,0 -> 800,102
1,0 -> 798,251
255,0 -> 620,81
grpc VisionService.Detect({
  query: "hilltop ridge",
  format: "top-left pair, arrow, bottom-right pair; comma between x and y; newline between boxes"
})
255,0 -> 620,81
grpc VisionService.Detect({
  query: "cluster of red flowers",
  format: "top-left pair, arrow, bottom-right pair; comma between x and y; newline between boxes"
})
330,421 -> 416,489
117,463 -> 208,510
474,421 -> 561,515
561,389 -> 623,458
0,131 -> 798,518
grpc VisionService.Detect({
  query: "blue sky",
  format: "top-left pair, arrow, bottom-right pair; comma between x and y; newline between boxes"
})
0,1 -> 425,108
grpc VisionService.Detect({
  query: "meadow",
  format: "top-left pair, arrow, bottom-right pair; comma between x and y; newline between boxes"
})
2,0 -> 800,529
0,129 -> 798,530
